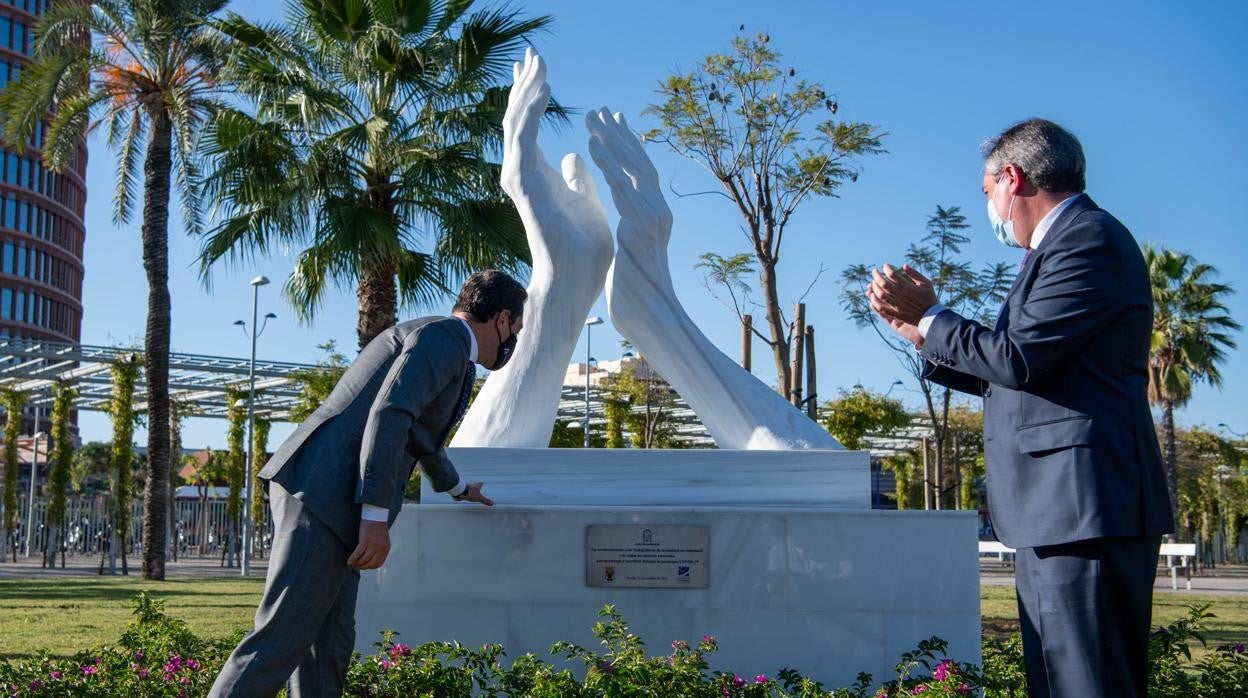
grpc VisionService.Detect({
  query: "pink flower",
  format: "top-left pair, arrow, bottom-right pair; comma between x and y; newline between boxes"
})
164,673 -> 174,683
378,659 -> 395,670
80,666 -> 97,676
139,669 -> 149,679
134,650 -> 144,660
959,684 -> 972,694
179,690 -> 188,698
48,672 -> 61,681
733,674 -> 745,686
703,635 -> 715,644
180,676 -> 189,685
913,687 -> 928,695
131,663 -> 141,672
389,643 -> 411,658
27,680 -> 42,692
1235,643 -> 1246,654
934,660 -> 952,681
187,659 -> 201,670
754,674 -> 767,683
721,689 -> 730,697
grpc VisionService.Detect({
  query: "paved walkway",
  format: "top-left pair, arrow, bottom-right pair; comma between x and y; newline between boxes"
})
980,558 -> 1248,596
0,554 -> 269,579
3,555 -> 1247,595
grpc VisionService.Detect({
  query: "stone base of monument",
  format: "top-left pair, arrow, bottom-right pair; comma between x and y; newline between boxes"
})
355,449 -> 980,689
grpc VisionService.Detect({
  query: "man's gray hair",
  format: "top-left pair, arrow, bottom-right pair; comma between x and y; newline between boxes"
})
981,118 -> 1086,194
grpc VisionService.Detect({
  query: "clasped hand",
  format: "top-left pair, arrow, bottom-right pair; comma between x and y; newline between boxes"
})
866,264 -> 939,346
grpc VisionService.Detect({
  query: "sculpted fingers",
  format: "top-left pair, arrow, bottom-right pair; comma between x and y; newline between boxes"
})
588,112 -> 640,218
503,49 -> 550,175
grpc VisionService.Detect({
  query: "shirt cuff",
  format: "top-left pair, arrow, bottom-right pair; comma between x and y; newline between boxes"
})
360,504 -> 388,522
448,481 -> 467,498
917,303 -> 948,339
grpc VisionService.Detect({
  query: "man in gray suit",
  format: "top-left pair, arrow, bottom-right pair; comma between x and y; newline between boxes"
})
869,119 -> 1173,697
210,269 -> 526,698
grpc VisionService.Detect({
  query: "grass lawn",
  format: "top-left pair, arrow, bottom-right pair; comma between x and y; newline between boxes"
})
3,578 -> 1247,661
0,577 -> 265,660
982,585 -> 1248,652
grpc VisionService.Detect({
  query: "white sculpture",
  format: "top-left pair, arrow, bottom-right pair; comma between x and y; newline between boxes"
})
586,109 -> 841,450
452,50 -> 614,447
456,50 -> 840,451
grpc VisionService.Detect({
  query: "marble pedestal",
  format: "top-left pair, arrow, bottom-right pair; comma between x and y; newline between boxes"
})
355,449 -> 980,689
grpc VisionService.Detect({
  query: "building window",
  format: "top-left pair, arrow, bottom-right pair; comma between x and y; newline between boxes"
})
0,288 -> 9,320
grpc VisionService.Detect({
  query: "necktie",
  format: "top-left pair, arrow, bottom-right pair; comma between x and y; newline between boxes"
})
452,362 -> 476,426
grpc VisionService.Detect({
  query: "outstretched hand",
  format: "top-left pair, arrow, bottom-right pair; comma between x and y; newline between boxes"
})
458,481 -> 494,507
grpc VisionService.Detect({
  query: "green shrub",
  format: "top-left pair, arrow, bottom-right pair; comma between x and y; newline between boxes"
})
2,596 -> 1245,696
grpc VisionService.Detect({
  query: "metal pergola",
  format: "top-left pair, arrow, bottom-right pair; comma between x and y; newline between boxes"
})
0,338 -> 317,420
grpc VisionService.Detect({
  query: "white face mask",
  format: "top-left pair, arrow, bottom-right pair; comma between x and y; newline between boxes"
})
987,175 -> 1023,248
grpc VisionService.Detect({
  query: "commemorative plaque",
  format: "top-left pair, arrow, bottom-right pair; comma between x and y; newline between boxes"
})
585,525 -> 709,588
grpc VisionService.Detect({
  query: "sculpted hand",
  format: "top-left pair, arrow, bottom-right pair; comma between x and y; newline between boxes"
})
501,48 -> 613,272
348,520 -> 390,570
586,109 -> 674,272
585,106 -> 838,450
452,48 -> 613,448
870,264 -> 939,326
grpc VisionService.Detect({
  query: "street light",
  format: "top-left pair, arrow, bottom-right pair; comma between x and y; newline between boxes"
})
1217,423 -> 1246,440
235,275 -> 274,576
884,380 -> 904,398
583,316 -> 604,448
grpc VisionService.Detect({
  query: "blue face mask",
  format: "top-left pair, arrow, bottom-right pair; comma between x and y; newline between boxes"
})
987,176 -> 1023,248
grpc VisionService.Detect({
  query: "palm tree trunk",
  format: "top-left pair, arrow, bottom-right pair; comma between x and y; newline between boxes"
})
357,258 -> 398,349
1162,400 -> 1180,526
140,111 -> 173,580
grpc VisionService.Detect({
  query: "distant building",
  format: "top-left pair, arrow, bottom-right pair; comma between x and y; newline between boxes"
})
558,354 -> 714,448
0,1 -> 88,343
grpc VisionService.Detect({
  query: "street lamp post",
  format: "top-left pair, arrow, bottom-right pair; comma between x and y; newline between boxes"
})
1217,423 -> 1246,440
583,317 -> 604,448
23,409 -> 42,557
236,275 -> 274,577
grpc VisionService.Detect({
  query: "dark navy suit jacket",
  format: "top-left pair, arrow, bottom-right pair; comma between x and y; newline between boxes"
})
921,194 -> 1174,549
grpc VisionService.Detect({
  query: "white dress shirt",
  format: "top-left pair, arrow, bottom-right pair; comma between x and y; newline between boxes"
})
917,194 -> 1081,339
362,316 -> 478,521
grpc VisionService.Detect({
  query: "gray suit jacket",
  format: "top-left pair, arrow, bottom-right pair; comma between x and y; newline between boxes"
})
259,316 -> 472,546
921,195 -> 1174,548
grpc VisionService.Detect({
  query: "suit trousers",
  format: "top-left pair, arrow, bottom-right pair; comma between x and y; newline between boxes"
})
209,483 -> 360,698
1014,536 -> 1160,697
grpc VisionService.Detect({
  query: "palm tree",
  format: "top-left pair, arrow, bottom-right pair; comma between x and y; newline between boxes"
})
201,0 -> 563,348
0,0 -> 227,579
1145,244 -> 1241,522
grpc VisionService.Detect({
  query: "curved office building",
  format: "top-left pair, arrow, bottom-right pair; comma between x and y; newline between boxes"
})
0,0 -> 87,344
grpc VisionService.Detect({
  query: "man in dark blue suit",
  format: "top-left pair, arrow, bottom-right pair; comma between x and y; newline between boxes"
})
869,118 -> 1174,697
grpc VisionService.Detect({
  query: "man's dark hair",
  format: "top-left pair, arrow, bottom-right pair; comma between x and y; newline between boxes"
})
453,269 -> 527,322
982,118 -> 1086,194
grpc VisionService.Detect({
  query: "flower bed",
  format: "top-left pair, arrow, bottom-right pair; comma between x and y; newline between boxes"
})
1,595 -> 1244,696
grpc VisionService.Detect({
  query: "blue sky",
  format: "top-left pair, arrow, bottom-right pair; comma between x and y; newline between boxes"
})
74,0 -> 1248,447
